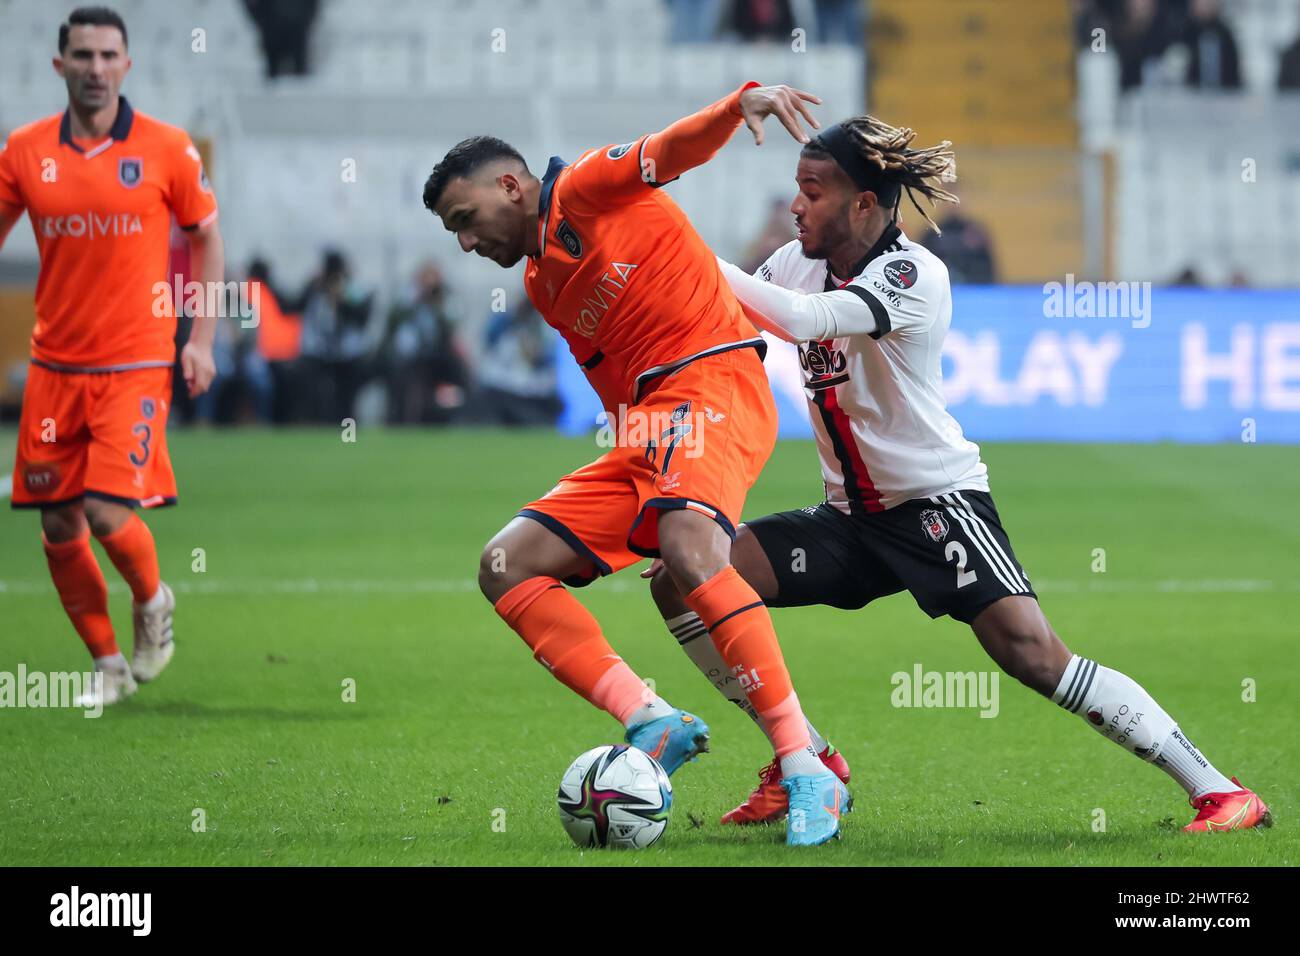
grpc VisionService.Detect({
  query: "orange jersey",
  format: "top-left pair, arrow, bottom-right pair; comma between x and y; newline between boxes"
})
524,82 -> 765,411
0,97 -> 218,370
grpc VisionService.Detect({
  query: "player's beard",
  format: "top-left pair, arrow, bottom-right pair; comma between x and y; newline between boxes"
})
799,199 -> 855,263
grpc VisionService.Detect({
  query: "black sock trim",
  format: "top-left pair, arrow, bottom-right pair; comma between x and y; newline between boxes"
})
1068,659 -> 1099,713
706,600 -> 765,632
1059,657 -> 1087,710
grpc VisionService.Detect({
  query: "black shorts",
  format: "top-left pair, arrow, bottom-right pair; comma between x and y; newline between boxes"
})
747,490 -> 1036,625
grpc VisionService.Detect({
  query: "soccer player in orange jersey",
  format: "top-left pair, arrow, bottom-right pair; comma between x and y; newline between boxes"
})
424,82 -> 850,845
0,7 -> 224,706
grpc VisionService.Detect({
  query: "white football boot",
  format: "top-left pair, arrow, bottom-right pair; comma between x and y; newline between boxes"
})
74,656 -> 138,708
131,581 -> 175,683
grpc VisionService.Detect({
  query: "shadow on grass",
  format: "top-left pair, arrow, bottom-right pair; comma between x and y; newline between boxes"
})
107,700 -> 369,721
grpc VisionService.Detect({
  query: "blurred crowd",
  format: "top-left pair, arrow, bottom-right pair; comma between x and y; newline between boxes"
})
175,196 -> 1004,428
1077,0 -> 1300,91
237,0 -> 863,73
666,0 -> 863,45
173,251 -> 559,428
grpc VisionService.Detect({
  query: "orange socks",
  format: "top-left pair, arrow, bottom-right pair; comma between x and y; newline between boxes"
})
494,576 -> 650,724
96,513 -> 160,604
685,566 -> 812,758
43,532 -> 117,659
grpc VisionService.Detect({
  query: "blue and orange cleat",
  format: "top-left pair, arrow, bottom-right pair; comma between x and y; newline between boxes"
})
625,709 -> 710,776
782,770 -> 851,847
1183,777 -> 1272,832
722,744 -> 850,825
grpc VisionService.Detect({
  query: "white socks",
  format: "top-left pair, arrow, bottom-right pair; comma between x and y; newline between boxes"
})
665,611 -> 830,753
666,611 -> 760,720
1053,655 -> 1236,798
779,745 -> 826,779
626,694 -> 676,729
92,652 -> 129,673
140,585 -> 167,611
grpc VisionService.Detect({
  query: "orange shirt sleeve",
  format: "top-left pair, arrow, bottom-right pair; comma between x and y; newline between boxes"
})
564,81 -> 760,210
167,133 -> 217,228
0,136 -> 26,212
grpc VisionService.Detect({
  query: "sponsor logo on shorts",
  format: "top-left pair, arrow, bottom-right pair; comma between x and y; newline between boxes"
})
23,462 -> 59,494
883,258 -> 917,289
920,508 -> 949,542
141,398 -> 156,419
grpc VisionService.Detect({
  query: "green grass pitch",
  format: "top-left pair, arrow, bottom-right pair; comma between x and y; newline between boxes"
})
0,428 -> 1295,866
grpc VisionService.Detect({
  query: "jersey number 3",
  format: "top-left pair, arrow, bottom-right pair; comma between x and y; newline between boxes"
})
130,423 -> 152,467
945,541 -> 978,589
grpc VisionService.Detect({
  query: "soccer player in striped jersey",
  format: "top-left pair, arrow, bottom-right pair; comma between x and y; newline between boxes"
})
647,115 -> 1271,833
424,82 -> 850,845
0,8 -> 223,706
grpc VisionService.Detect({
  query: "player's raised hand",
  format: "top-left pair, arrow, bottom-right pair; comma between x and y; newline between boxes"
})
181,341 -> 216,398
740,85 -> 822,146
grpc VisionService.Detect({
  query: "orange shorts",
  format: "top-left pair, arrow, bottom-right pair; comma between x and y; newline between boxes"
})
520,347 -> 777,585
11,362 -> 178,510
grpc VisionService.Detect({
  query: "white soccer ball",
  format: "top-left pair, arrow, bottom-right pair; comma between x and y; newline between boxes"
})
557,744 -> 673,849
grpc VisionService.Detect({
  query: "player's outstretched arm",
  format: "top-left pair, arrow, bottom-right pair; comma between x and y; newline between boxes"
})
568,84 -> 821,207
644,83 -> 821,184
716,256 -> 879,343
181,218 -> 225,398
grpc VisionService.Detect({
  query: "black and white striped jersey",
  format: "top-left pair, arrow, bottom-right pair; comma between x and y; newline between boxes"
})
755,227 -> 989,513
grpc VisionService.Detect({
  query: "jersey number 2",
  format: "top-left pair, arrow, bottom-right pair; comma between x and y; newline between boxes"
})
945,541 -> 978,589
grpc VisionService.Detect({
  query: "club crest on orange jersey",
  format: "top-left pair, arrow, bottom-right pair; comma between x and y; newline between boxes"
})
920,509 -> 949,543
118,157 -> 143,188
556,220 -> 582,259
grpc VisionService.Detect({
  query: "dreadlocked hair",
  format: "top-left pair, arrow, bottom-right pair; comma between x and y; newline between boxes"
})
813,116 -> 959,234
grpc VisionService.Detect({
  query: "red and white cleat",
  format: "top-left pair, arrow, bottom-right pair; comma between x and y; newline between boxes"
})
721,744 -> 851,826
1183,777 -> 1272,832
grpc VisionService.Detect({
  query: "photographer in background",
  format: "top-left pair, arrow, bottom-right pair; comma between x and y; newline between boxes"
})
381,260 -> 468,424
297,249 -> 375,423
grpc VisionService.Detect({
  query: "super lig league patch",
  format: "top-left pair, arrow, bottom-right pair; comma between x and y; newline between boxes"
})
883,258 -> 917,289
606,142 -> 635,160
118,157 -> 143,188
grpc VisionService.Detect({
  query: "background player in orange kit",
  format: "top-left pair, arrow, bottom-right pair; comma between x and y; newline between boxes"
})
0,7 -> 224,706
424,82 -> 851,845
